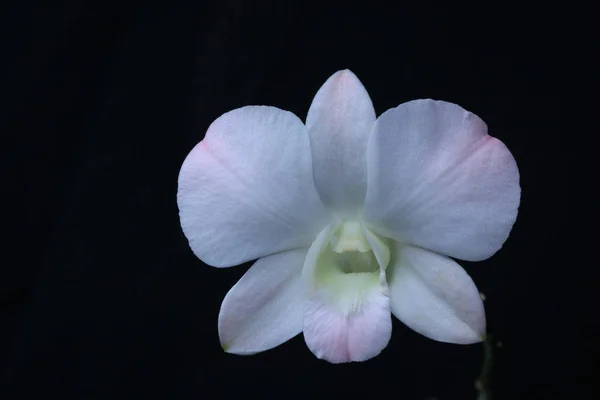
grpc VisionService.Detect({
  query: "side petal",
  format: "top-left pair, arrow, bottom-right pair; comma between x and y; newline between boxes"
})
302,223 -> 392,363
178,106 -> 331,267
388,244 -> 486,344
218,249 -> 307,355
364,99 -> 520,262
306,70 -> 376,217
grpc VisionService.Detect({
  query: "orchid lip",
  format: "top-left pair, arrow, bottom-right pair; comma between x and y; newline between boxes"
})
302,220 -> 393,363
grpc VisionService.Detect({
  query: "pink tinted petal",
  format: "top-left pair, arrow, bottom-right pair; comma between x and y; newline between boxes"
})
306,70 -> 376,217
301,224 -> 392,363
178,106 -> 331,267
364,99 -> 520,262
218,249 -> 306,354
303,285 -> 391,363
388,244 -> 486,344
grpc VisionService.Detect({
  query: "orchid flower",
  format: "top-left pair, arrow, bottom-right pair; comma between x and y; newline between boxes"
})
177,70 -> 520,363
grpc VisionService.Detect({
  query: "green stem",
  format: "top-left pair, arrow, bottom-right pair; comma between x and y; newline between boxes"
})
475,334 -> 496,400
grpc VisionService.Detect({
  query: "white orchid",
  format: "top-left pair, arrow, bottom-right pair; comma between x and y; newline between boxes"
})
177,70 -> 520,363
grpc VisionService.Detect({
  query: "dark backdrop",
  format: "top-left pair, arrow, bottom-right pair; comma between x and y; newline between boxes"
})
2,1 -> 580,399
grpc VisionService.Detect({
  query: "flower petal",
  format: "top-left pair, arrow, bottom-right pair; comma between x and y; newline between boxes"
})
306,70 -> 376,217
218,249 -> 306,355
364,99 -> 520,262
178,106 -> 331,267
388,244 -> 486,344
302,223 -> 392,363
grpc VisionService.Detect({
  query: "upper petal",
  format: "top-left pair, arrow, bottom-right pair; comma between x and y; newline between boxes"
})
302,223 -> 392,363
306,70 -> 376,217
388,244 -> 486,344
178,106 -> 331,267
364,99 -> 520,262
218,249 -> 306,355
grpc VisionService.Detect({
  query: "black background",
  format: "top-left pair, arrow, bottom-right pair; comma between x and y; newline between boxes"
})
2,1 -> 581,399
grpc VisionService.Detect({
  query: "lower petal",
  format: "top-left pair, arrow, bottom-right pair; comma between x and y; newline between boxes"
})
302,223 -> 392,363
218,249 -> 306,355
303,284 -> 391,363
388,244 -> 486,344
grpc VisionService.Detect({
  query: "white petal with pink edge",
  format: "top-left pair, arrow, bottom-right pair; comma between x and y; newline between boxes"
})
178,106 -> 331,268
364,99 -> 520,262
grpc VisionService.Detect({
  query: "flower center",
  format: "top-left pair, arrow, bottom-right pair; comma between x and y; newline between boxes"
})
308,221 -> 392,313
328,221 -> 378,274
314,221 -> 390,283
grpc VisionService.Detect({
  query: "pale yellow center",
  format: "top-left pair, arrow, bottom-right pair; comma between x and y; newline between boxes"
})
312,221 -> 391,313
